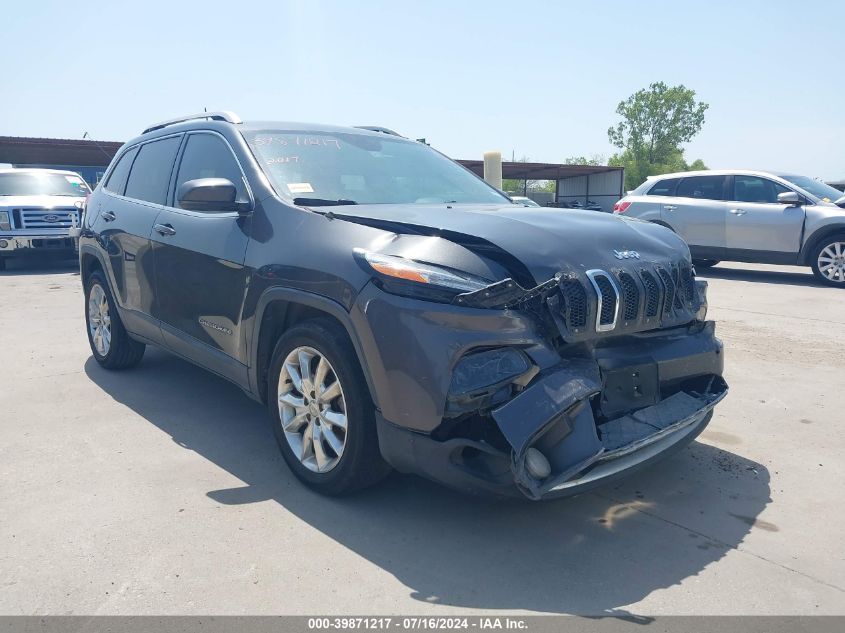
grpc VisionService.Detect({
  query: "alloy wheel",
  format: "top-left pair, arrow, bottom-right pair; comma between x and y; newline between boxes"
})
817,241 -> 845,283
277,346 -> 348,473
88,284 -> 112,356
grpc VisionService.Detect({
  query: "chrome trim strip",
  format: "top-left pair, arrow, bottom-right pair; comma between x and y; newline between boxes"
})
585,269 -> 620,332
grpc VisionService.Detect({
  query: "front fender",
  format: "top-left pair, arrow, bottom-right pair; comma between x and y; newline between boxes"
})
248,285 -> 381,408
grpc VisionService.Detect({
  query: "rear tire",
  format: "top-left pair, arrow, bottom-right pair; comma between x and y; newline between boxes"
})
267,318 -> 391,495
810,234 -> 845,287
693,259 -> 720,269
84,270 -> 146,369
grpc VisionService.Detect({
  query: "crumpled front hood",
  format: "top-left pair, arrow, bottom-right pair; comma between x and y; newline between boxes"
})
328,203 -> 690,284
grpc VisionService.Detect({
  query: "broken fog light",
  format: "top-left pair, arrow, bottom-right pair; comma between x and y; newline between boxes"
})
695,279 -> 708,321
449,348 -> 532,396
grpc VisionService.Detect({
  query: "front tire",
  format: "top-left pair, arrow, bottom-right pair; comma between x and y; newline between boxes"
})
84,270 -> 146,369
267,318 -> 390,495
810,234 -> 845,287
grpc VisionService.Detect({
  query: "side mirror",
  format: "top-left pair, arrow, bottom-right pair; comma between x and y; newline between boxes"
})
835,195 -> 845,209
777,191 -> 802,206
177,178 -> 250,213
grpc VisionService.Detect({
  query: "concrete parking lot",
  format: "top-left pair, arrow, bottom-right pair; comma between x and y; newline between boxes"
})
1,257 -> 843,615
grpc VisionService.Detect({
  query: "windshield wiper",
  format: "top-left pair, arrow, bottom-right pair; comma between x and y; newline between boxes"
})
293,197 -> 357,207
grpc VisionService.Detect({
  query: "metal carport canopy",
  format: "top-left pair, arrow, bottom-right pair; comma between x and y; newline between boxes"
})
456,160 -> 622,181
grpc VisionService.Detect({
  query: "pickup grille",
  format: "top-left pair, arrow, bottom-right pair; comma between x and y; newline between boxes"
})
550,260 -> 698,343
11,207 -> 81,230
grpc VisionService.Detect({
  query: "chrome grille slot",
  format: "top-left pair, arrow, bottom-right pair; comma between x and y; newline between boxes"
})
680,263 -> 695,304
640,269 -> 661,318
617,271 -> 640,322
656,266 -> 676,316
671,264 -> 685,310
586,270 -> 619,332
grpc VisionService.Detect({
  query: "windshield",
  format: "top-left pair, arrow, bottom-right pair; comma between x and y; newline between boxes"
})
244,131 -> 508,206
780,175 -> 844,203
0,172 -> 90,197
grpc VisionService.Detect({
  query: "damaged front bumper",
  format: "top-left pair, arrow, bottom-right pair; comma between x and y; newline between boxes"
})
375,322 -> 727,500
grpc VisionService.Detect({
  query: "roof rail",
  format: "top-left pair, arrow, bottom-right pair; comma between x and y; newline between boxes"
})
142,111 -> 243,134
354,126 -> 404,137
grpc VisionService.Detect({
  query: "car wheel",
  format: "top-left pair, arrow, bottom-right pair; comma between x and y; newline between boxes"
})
267,318 -> 390,495
810,234 -> 845,287
85,270 -> 145,369
693,259 -> 720,269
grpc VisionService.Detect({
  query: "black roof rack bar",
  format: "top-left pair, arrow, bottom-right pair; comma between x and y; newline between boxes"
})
142,111 -> 243,134
354,126 -> 404,137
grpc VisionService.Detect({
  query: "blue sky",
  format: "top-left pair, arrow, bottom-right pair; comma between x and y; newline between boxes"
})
4,0 -> 843,179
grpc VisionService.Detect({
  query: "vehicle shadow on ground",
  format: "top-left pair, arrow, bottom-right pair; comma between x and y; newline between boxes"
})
0,257 -> 79,276
84,350 -> 770,615
696,265 -> 822,288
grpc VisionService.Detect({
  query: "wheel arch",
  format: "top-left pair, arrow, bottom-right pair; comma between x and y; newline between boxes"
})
650,219 -> 675,231
80,246 -> 106,285
251,287 -> 379,408
800,225 -> 845,265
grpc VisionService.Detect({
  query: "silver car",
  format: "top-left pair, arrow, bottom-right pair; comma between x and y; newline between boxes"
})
614,170 -> 845,286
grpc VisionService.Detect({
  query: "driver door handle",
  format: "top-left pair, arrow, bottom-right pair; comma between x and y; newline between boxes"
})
154,223 -> 177,236
100,211 -> 116,222
729,208 -> 747,216
664,205 -> 677,211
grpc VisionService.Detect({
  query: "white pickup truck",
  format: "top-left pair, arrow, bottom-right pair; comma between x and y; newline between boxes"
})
0,167 -> 90,271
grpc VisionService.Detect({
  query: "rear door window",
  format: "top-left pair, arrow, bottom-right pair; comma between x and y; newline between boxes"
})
124,136 -> 181,205
732,175 -> 790,204
647,178 -> 681,196
675,175 -> 727,201
104,147 -> 138,196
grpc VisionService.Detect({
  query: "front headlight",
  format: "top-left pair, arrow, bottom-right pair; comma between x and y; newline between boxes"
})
449,347 -> 532,396
0,211 -> 10,231
355,249 -> 492,301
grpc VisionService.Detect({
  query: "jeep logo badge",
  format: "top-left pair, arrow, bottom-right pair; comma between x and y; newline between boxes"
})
43,215 -> 60,223
613,250 -> 640,260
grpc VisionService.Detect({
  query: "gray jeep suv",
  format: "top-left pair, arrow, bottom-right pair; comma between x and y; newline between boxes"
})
79,112 -> 727,500
615,169 -> 845,286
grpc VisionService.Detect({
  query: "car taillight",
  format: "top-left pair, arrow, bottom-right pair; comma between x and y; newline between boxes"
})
613,201 -> 631,214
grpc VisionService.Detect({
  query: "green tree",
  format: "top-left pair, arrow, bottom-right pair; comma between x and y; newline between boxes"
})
563,154 -> 606,166
607,82 -> 709,190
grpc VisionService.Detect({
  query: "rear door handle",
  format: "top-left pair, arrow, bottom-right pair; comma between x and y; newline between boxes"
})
664,205 -> 677,211
154,223 -> 176,236
100,211 -> 116,222
729,208 -> 747,216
